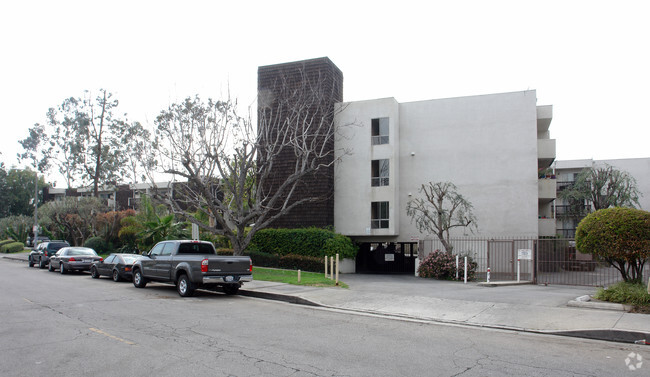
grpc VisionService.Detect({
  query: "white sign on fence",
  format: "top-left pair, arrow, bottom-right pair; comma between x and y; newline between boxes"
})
385,254 -> 395,262
517,249 -> 532,260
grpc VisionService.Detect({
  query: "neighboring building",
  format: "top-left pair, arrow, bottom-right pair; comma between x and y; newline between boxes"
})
553,158 -> 650,237
43,182 -> 175,211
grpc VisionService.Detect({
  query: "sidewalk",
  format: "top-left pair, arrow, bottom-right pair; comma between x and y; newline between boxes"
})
239,274 -> 650,345
5,252 -> 649,344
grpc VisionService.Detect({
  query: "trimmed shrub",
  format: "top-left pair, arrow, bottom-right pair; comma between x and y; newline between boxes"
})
1,242 -> 26,253
0,239 -> 15,247
418,250 -> 478,281
84,236 -> 108,254
246,250 -> 324,273
249,228 -> 357,259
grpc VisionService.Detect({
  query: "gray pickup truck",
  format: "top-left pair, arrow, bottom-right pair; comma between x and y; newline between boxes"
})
131,240 -> 252,297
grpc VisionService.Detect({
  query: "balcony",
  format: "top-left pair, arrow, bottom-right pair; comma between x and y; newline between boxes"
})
537,105 -> 552,133
538,217 -> 557,237
538,178 -> 556,201
537,139 -> 556,168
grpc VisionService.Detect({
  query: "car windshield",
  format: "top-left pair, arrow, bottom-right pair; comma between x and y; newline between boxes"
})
68,248 -> 97,256
177,243 -> 216,254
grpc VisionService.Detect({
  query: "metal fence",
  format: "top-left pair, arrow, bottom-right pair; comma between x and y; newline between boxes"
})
418,237 -> 649,287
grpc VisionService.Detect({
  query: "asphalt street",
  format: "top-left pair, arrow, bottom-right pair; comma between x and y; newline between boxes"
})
1,257 -> 647,376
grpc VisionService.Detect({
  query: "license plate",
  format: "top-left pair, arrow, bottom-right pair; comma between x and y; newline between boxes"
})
82,259 -> 91,263
224,276 -> 234,282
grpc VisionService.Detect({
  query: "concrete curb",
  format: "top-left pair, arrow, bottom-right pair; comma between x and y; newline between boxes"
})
567,295 -> 630,311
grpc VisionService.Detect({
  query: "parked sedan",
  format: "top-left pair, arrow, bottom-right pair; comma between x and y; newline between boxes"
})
90,253 -> 142,281
48,247 -> 103,274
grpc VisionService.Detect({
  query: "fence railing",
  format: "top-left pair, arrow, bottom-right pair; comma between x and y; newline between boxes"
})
418,237 -> 648,287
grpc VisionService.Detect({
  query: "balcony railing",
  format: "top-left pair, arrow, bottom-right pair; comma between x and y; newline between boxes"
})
555,204 -> 590,217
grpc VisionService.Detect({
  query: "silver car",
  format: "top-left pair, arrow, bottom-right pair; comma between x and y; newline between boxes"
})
49,247 -> 103,274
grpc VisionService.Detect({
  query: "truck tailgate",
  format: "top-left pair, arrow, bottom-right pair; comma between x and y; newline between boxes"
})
207,257 -> 250,274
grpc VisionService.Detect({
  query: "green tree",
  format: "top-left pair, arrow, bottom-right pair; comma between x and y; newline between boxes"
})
406,182 -> 477,253
561,165 -> 641,211
0,215 -> 32,243
32,89 -> 130,193
39,197 -> 106,246
0,169 -> 47,218
118,120 -> 157,184
576,207 -> 650,283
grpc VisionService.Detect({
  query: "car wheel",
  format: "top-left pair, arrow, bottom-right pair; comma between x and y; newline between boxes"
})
133,269 -> 147,288
28,256 -> 34,268
176,274 -> 195,297
112,269 -> 121,282
48,261 -> 55,272
59,262 -> 66,274
39,258 -> 46,269
90,266 -> 100,279
223,284 -> 240,295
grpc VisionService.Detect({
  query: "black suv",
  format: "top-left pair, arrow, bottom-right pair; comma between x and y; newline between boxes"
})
29,241 -> 70,269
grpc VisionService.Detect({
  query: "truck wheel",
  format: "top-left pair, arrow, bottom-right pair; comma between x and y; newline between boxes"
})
223,284 -> 240,295
177,274 -> 195,297
133,269 -> 147,288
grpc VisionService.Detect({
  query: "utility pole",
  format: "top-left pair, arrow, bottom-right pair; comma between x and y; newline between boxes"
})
33,171 -> 38,245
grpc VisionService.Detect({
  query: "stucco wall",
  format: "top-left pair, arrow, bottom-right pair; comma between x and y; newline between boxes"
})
335,91 -> 541,241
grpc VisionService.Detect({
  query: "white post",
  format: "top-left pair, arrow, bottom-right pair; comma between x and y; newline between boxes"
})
487,267 -> 491,283
455,255 -> 459,280
324,256 -> 328,278
335,254 -> 339,285
517,259 -> 521,282
298,269 -> 301,283
647,277 -> 650,294
464,257 -> 468,284
330,256 -> 334,280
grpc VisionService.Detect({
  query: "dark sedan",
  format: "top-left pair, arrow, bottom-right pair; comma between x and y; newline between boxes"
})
90,253 -> 142,282
48,247 -> 103,274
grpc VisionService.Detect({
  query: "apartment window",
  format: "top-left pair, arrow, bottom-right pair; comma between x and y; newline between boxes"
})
371,117 -> 389,145
371,159 -> 389,187
371,201 -> 389,229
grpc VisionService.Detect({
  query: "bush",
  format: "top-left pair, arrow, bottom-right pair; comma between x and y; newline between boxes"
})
216,248 -> 234,256
0,239 -> 15,247
595,281 -> 650,307
1,242 -> 26,253
249,228 -> 357,259
84,236 -> 109,254
246,250 -> 325,273
418,250 -> 478,281
576,207 -> 650,283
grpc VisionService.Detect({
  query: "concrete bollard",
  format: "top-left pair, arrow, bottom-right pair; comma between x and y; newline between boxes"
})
464,257 -> 468,284
330,256 -> 334,280
455,255 -> 459,280
487,267 -> 491,283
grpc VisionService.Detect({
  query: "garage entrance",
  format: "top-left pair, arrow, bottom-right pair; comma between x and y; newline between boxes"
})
355,242 -> 418,274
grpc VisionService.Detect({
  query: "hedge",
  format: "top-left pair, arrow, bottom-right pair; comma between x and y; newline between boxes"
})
1,242 -> 26,253
246,250 -> 325,273
249,228 -> 357,259
0,239 -> 15,248
84,236 -> 109,254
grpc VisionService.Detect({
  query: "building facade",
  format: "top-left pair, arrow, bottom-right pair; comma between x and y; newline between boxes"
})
333,91 -> 555,271
553,158 -> 650,237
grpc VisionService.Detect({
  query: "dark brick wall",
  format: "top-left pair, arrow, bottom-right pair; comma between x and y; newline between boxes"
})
257,57 -> 343,228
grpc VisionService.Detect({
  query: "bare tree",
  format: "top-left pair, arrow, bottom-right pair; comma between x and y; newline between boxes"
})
151,75 -> 350,255
406,182 -> 477,253
560,164 -> 641,211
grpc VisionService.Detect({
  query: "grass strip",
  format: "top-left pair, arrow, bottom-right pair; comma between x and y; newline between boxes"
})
253,266 -> 348,288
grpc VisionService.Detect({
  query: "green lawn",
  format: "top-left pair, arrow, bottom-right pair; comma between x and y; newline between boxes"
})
253,267 -> 348,288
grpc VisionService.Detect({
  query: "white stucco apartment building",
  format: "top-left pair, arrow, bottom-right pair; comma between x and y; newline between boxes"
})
334,91 -> 555,257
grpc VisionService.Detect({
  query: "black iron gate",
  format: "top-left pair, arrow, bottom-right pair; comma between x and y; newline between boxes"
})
356,242 -> 418,274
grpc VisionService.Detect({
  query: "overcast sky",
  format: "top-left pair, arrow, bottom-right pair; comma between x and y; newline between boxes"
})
1,0 -> 648,186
